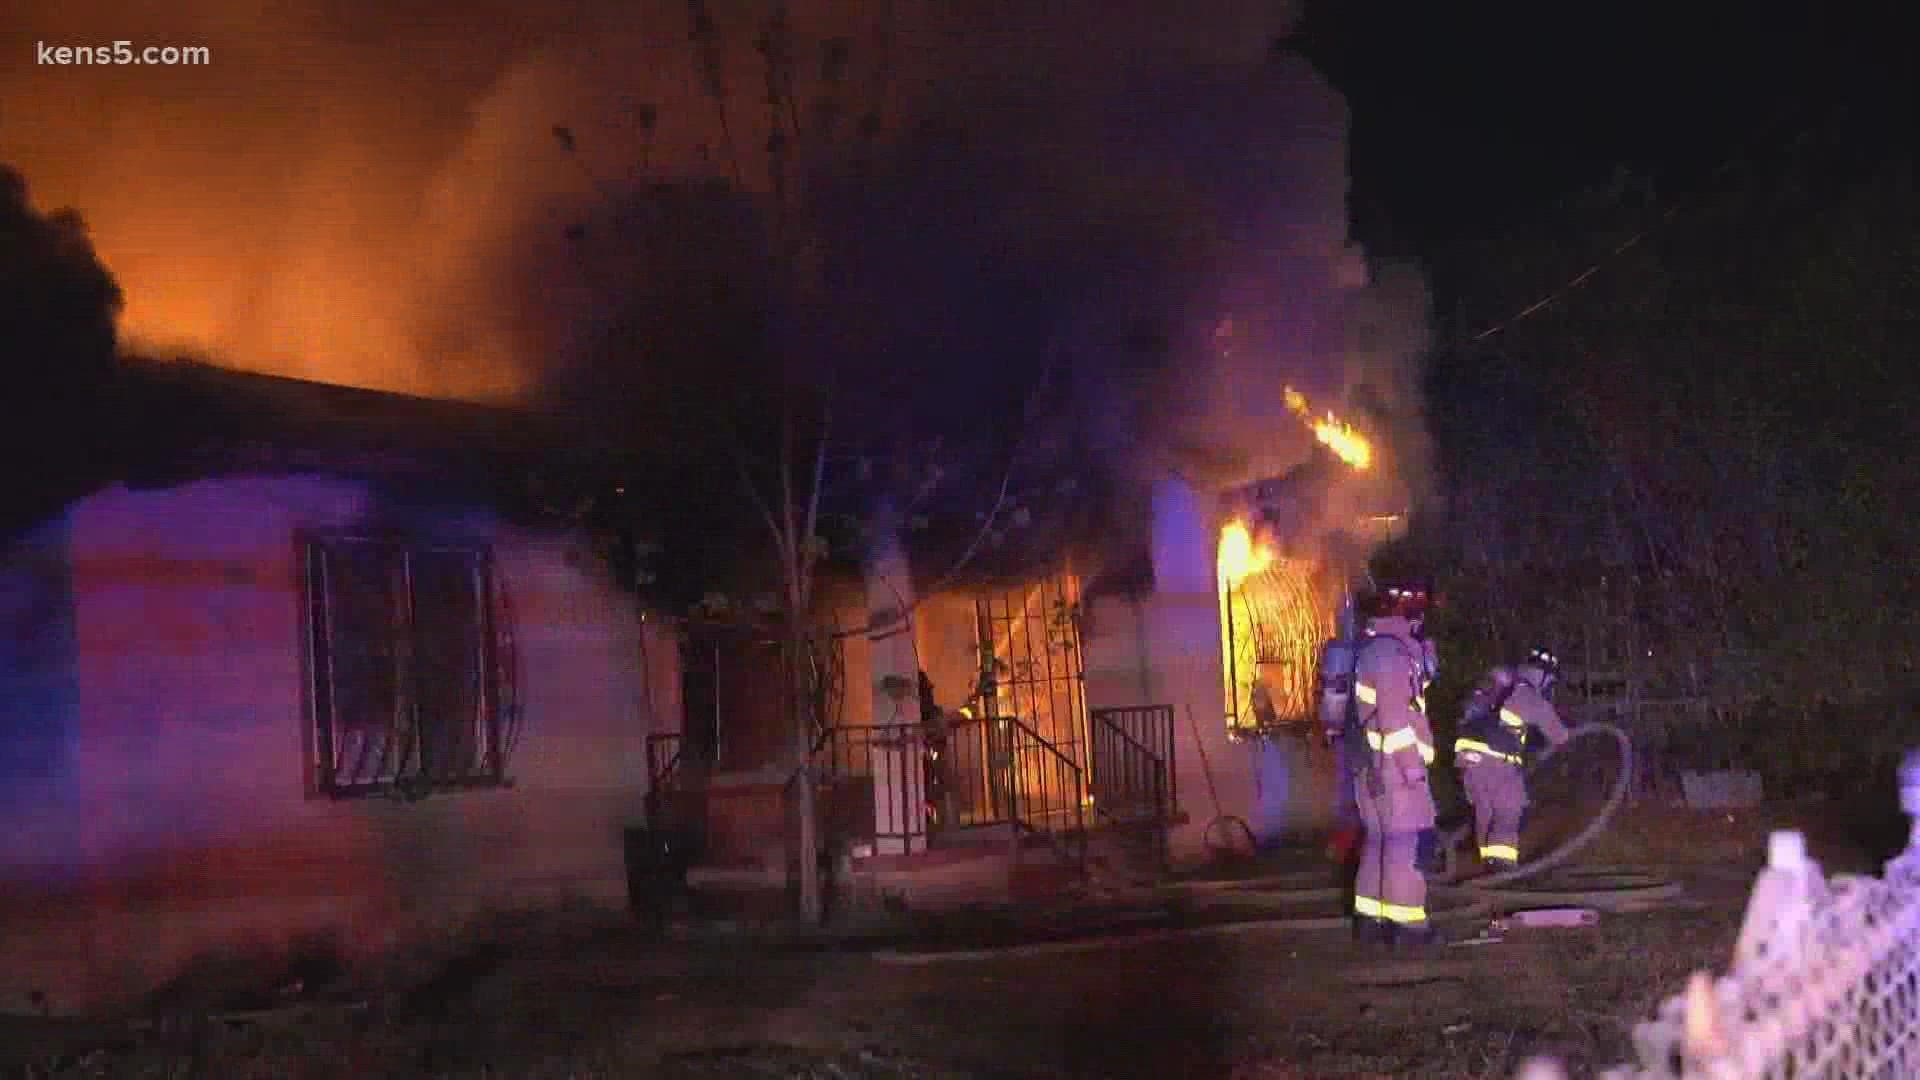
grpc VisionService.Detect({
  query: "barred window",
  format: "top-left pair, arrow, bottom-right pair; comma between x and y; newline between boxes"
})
301,534 -> 519,799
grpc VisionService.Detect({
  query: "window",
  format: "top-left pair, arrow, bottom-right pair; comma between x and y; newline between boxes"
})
1219,546 -> 1333,738
970,575 -> 1090,832
302,533 -> 518,798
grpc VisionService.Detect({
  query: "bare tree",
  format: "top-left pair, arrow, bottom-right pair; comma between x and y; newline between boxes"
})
553,1 -> 1083,921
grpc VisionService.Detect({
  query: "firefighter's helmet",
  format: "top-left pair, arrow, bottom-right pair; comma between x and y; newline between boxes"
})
1521,646 -> 1561,696
1362,579 -> 1432,623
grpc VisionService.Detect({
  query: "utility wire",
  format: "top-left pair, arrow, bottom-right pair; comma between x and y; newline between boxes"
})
1469,207 -> 1678,342
1462,106 -> 1853,343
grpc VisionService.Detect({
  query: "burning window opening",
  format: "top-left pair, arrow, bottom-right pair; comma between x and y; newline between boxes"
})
1283,386 -> 1373,471
1217,520 -> 1335,738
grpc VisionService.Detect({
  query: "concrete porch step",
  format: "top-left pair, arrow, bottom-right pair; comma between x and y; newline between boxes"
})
686,861 -> 785,890
844,845 -> 1016,912
851,847 -> 1006,874
1009,859 -> 1085,902
929,823 -> 1020,851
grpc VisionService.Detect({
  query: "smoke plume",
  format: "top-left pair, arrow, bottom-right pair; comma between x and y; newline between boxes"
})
2,0 -> 1430,516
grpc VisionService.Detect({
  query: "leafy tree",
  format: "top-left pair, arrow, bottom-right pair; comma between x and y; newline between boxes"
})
1417,133 -> 1916,789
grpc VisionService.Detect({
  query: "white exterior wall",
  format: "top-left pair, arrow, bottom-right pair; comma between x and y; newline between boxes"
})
0,475 -> 676,1012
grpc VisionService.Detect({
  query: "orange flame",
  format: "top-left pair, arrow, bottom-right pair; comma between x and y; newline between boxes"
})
1283,386 -> 1372,470
1218,518 -> 1334,731
1216,520 -> 1273,590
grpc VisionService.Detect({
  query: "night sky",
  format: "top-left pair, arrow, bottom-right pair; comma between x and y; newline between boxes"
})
1300,0 -> 1908,253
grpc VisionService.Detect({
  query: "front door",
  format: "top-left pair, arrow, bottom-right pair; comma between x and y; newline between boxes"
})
971,574 -> 1088,832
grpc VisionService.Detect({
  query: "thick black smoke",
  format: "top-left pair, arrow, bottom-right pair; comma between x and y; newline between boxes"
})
1,0 -> 1430,522
0,167 -> 119,391
0,166 -> 122,535
514,5 -> 1432,512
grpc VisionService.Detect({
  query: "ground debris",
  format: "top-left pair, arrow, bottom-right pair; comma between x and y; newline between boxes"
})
649,1043 -> 978,1079
3,802 -> 1805,1080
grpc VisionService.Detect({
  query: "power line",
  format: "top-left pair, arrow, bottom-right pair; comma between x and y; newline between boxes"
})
1461,105 -> 1853,344
1469,206 -> 1678,342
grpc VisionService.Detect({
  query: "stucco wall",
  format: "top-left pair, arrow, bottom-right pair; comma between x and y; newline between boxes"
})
836,589 -> 976,728
1081,594 -> 1155,713
1078,476 -> 1335,863
0,476 -> 676,1013
0,518 -> 78,852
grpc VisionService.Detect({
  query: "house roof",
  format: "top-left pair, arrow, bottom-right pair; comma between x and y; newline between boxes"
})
2,356 -> 632,546
116,357 -> 600,476
895,461 -> 1153,599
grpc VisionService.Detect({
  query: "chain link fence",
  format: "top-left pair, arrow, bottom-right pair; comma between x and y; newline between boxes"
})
1518,752 -> 1920,1080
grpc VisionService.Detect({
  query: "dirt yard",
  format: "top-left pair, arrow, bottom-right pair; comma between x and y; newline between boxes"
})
0,798 -> 1897,1079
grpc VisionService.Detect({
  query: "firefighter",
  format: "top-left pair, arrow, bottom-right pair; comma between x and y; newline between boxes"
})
1320,591 -> 1436,872
1454,647 -> 1570,871
1348,580 -> 1441,947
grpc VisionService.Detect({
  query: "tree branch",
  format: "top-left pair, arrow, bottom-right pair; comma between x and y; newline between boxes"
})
799,399 -> 831,612
829,330 -> 1069,640
777,405 -> 803,572
914,465 -> 1015,601
728,438 -> 788,560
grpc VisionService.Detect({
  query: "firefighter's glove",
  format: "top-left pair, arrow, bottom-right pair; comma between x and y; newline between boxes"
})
1414,828 -> 1445,875
1398,764 -> 1428,787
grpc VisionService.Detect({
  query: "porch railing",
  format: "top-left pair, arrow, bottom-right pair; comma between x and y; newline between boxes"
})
1090,705 -> 1176,824
1007,715 -> 1087,843
812,722 -> 927,850
933,716 -> 1012,829
812,714 -> 1095,861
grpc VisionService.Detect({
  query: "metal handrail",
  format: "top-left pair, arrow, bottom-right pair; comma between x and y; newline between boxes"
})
1093,721 -> 1165,816
1098,719 -> 1164,768
925,714 -> 1012,829
1090,705 -> 1177,823
1005,714 -> 1085,832
811,722 -> 927,848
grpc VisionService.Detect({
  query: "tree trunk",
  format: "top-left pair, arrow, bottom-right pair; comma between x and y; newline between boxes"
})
790,619 -> 823,925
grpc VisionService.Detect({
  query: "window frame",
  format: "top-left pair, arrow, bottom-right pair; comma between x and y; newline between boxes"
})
299,530 -> 517,800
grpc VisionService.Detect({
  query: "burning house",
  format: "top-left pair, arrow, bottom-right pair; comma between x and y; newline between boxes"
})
0,354 -> 1409,1007
647,384 -> 1408,909
0,0 -> 1434,973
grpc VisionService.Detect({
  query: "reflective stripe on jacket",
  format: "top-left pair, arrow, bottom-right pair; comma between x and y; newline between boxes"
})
1354,624 -> 1435,772
1458,672 -> 1568,759
1458,695 -> 1530,758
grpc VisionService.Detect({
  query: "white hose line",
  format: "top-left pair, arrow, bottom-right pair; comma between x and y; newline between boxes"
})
872,895 -> 1499,965
1445,722 -> 1638,889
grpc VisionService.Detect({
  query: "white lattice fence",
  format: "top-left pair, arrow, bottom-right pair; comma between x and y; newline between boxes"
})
1518,752 -> 1920,1080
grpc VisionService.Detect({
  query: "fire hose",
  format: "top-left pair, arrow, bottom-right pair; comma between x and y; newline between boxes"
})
1440,721 -> 1637,888
874,723 -> 1655,965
